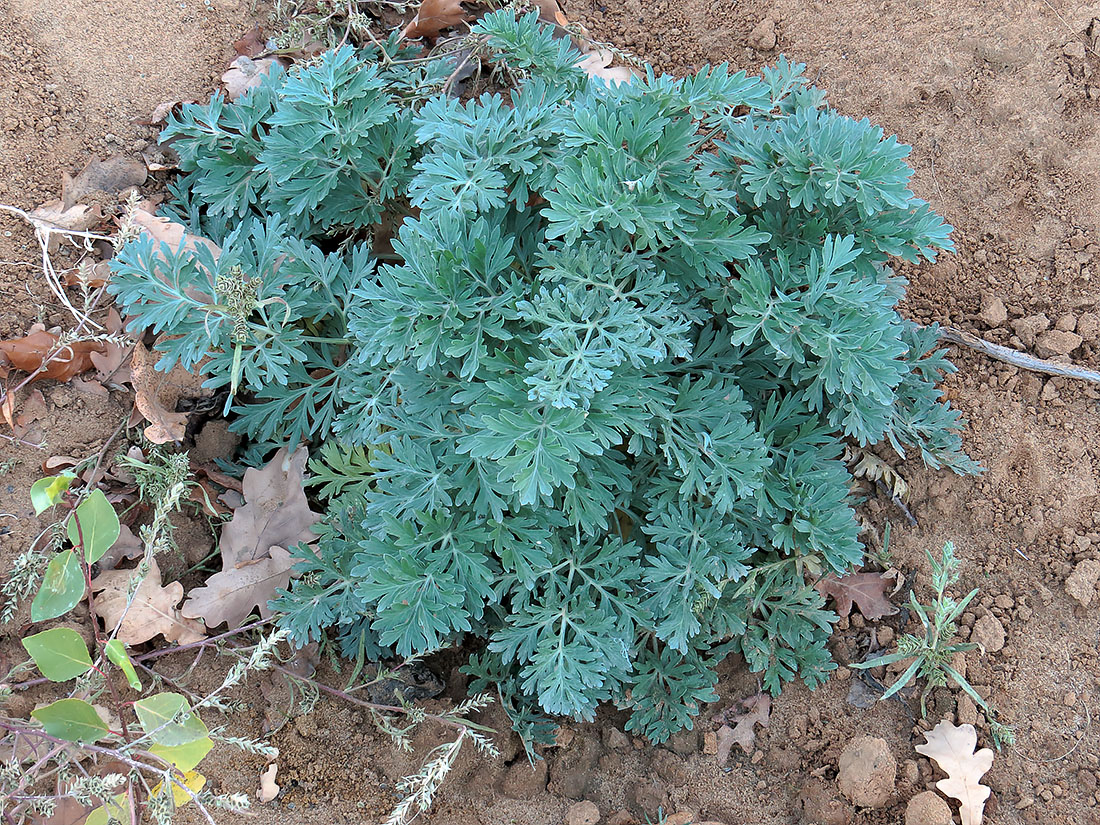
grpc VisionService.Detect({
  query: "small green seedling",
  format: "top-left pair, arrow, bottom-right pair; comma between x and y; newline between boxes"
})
853,541 -> 1014,747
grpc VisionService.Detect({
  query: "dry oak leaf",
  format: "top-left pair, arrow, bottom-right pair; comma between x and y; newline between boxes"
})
182,447 -> 321,628
130,203 -> 222,260
28,200 -> 104,234
234,25 -> 268,57
182,545 -> 297,629
91,557 -> 206,645
401,0 -> 467,40
215,446 -> 321,568
715,692 -> 771,765
130,342 -> 210,444
575,49 -> 638,86
222,55 -> 288,102
0,329 -> 106,383
61,154 -> 148,210
95,523 -> 145,572
816,571 -> 899,620
914,721 -> 994,825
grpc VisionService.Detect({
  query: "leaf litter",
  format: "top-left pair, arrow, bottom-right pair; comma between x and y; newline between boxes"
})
182,447 -> 320,629
91,557 -> 207,646
130,341 -> 210,444
714,693 -> 771,765
816,571 -> 899,620
915,720 -> 994,825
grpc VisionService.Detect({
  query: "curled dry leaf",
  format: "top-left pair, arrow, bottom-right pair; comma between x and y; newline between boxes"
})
29,200 -> 104,236
401,0 -> 467,40
91,557 -> 206,645
815,571 -> 899,620
234,25 -> 268,57
61,155 -> 148,210
258,763 -> 279,802
89,308 -> 131,388
135,99 -> 198,126
715,693 -> 771,765
915,721 -> 994,825
0,329 -> 106,383
222,55 -> 287,102
95,523 -> 145,572
182,447 -> 321,629
575,49 -> 638,86
130,342 -> 209,444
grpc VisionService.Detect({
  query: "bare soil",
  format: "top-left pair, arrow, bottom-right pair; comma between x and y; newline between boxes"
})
2,1 -> 1100,824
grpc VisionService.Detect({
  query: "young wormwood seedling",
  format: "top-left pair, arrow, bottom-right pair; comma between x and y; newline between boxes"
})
853,542 -> 1015,748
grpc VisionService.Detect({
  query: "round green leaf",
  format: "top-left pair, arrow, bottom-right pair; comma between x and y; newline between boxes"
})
148,735 -> 214,772
30,550 -> 86,622
67,489 -> 121,565
30,474 -> 74,516
133,693 -> 208,746
31,698 -> 108,743
104,639 -> 142,691
21,627 -> 93,682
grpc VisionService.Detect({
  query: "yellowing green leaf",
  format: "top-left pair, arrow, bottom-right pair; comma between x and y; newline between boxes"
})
148,735 -> 214,772
21,627 -> 93,682
30,549 -> 85,622
84,792 -> 130,825
30,473 -> 75,515
134,693 -> 208,746
152,769 -> 206,807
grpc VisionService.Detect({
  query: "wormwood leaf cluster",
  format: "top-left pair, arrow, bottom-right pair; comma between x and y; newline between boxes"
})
108,11 -> 976,743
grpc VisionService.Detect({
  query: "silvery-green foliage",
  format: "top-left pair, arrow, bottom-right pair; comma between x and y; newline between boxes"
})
109,10 -> 975,744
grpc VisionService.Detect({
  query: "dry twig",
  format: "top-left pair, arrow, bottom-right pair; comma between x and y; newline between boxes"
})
938,325 -> 1100,385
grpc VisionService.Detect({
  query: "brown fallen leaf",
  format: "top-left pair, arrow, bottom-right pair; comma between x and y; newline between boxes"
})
182,545 -> 297,629
0,329 -> 106,383
535,0 -> 570,28
816,572 -> 899,620
182,447 -> 320,628
32,796 -> 92,825
915,721 -> 994,825
216,446 -> 321,568
61,155 -> 148,210
95,523 -> 145,572
575,49 -> 638,85
91,558 -> 206,645
130,342 -> 209,444
401,0 -> 467,40
29,200 -> 104,234
234,25 -> 268,57
89,308 -> 131,388
714,693 -> 771,765
222,56 -> 287,102
13,389 -> 47,438
61,260 -> 111,289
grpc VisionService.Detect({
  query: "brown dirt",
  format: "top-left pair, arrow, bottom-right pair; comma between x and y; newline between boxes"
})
3,1 -> 1100,824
